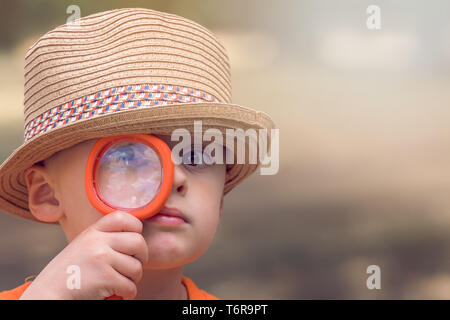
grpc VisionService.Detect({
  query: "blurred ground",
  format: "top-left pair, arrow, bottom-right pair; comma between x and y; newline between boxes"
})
1,0 -> 450,299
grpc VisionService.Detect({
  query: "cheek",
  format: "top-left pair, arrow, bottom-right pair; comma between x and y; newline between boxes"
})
192,196 -> 221,232
189,169 -> 225,239
58,157 -> 103,237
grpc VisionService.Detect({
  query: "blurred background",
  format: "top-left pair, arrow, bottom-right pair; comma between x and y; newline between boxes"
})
1,0 -> 450,299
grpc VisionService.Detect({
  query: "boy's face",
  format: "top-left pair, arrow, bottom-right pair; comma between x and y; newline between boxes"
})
27,134 -> 227,270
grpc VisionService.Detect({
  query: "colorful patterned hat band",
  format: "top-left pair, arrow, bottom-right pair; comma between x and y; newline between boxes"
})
24,83 -> 217,142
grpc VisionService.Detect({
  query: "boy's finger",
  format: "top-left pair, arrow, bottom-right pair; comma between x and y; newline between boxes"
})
105,266 -> 138,300
94,211 -> 143,233
108,232 -> 149,264
110,250 -> 144,284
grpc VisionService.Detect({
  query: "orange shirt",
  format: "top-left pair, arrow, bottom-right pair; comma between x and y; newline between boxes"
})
0,275 -> 218,300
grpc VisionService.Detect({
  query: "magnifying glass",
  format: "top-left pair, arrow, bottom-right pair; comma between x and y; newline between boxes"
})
85,134 -> 174,220
85,134 -> 174,301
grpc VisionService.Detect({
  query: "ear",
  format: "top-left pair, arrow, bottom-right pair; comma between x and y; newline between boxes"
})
24,164 -> 63,223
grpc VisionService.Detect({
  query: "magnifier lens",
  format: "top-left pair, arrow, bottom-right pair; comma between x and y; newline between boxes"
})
96,141 -> 162,209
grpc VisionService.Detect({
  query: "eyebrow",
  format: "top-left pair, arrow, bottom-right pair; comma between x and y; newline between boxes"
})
155,134 -> 224,148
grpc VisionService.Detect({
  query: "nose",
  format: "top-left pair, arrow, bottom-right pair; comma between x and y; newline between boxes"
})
172,164 -> 187,196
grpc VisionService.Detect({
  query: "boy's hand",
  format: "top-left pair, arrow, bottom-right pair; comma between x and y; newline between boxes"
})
20,211 -> 148,300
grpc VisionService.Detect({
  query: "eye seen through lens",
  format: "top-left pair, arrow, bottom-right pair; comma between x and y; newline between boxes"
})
96,141 -> 162,209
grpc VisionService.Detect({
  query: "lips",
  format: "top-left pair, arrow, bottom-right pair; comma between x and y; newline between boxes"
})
154,206 -> 189,223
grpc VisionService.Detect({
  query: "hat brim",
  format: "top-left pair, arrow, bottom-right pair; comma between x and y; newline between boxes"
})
0,102 -> 275,223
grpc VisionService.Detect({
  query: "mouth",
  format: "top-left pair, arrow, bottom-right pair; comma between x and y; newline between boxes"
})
145,206 -> 189,225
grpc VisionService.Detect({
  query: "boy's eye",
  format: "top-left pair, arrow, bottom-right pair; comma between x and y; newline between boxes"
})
182,149 -> 202,166
107,145 -> 136,165
103,144 -> 142,166
181,149 -> 212,167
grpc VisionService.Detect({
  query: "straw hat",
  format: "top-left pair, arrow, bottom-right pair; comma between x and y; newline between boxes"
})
0,8 -> 276,223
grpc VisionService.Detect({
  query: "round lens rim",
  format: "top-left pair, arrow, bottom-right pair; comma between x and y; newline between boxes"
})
85,134 -> 174,220
95,140 -> 162,210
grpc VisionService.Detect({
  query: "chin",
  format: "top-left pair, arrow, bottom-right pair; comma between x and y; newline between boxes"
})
143,260 -> 187,270
143,239 -> 206,270
143,248 -> 198,269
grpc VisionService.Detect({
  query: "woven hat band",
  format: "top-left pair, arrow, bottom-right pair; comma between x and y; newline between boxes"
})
24,83 -> 217,142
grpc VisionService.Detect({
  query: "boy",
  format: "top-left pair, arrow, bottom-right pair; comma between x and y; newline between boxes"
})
0,8 -> 275,299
